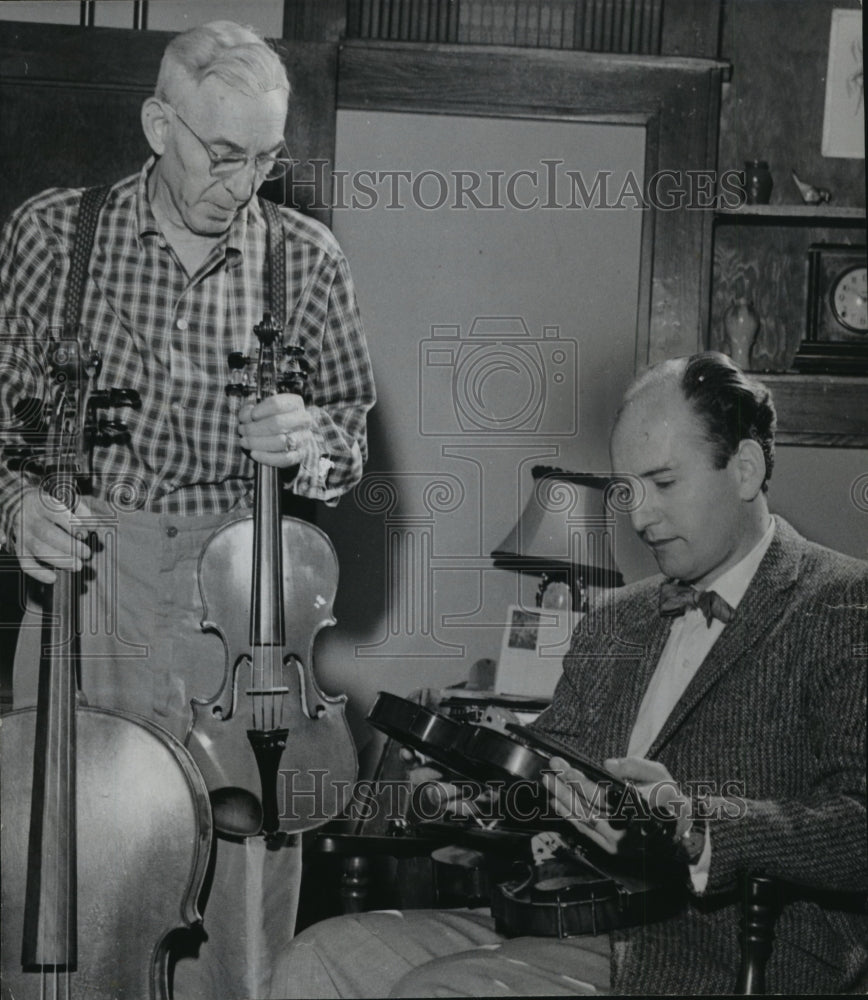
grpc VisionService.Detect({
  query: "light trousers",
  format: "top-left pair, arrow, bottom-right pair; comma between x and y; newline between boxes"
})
274,908 -> 612,998
13,500 -> 300,1000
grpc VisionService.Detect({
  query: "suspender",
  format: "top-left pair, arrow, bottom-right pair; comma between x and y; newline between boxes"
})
56,187 -> 311,519
259,196 -> 287,328
64,185 -> 110,335
64,187 -> 287,333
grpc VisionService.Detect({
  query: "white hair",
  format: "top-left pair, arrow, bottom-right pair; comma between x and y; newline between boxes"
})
155,20 -> 290,108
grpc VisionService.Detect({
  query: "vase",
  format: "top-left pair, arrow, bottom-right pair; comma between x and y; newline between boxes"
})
723,298 -> 759,370
744,161 -> 773,205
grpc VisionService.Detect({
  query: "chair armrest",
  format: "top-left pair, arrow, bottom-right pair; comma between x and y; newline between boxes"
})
735,873 -> 780,995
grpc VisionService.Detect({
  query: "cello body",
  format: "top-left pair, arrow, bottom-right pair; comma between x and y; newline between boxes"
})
1,693 -> 212,1000
0,338 -> 213,999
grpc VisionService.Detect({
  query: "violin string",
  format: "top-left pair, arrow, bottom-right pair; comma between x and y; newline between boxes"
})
267,340 -> 276,734
51,377 -> 73,995
63,379 -> 76,985
270,644 -> 275,731
57,385 -> 68,979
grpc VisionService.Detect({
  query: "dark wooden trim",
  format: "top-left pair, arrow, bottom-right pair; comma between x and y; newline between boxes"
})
283,0 -> 347,42
759,374 -> 868,448
0,21 -> 173,88
336,40 -> 726,365
660,0 -> 722,57
333,0 -> 722,57
0,21 -> 339,227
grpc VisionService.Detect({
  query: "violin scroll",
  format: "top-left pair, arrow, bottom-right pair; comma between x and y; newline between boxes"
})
225,313 -> 310,408
2,343 -> 140,480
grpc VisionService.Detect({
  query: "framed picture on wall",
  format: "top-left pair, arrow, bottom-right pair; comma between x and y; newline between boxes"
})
494,605 -> 576,699
821,8 -> 864,159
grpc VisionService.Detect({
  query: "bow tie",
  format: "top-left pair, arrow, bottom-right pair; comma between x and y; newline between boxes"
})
658,582 -> 736,628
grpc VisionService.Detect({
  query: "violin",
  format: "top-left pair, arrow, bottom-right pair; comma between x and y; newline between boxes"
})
366,691 -> 490,783
186,313 -> 357,838
1,339 -> 213,998
491,838 -> 681,938
364,692 -> 683,936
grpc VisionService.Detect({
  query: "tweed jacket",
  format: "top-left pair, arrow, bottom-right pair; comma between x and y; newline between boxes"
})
535,516 -> 867,994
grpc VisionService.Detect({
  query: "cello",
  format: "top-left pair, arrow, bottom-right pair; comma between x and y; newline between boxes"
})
0,339 -> 213,999
186,313 -> 357,838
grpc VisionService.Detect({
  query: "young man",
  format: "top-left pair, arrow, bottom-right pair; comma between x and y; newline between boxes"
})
277,353 -> 866,997
0,21 -> 374,1000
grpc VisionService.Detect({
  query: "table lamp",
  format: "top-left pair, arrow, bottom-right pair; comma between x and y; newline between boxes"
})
491,465 -> 623,612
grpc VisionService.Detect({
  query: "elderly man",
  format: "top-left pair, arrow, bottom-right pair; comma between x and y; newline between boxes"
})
0,21 -> 374,1000
277,352 -> 866,997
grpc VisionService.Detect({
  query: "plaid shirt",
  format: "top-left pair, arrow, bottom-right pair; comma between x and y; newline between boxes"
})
0,161 -> 375,543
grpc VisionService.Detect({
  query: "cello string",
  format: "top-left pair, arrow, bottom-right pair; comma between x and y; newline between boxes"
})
62,377 -> 76,989
250,649 -> 257,730
46,374 -> 74,997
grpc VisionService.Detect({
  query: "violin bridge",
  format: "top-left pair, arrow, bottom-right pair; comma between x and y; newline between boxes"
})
244,686 -> 290,696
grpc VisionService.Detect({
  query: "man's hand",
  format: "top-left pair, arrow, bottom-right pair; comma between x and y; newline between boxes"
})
13,486 -> 93,584
237,394 -> 315,469
542,755 -> 690,856
399,748 -> 494,824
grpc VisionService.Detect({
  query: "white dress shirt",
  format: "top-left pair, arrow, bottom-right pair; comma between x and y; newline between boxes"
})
626,516 -> 775,887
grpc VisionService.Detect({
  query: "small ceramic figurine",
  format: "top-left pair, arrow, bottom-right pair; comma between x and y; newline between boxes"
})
791,169 -> 832,204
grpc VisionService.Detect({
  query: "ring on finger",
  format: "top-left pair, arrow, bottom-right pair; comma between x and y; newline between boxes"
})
284,432 -> 294,452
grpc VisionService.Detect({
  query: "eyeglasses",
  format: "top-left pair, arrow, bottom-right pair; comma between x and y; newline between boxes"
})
165,104 -> 293,182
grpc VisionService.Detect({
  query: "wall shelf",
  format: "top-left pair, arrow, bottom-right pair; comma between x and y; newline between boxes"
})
716,204 -> 865,223
710,202 -> 866,447
754,373 -> 868,448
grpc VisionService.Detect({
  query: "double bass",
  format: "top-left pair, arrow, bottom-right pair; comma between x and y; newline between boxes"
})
0,339 -> 213,999
186,313 -> 357,838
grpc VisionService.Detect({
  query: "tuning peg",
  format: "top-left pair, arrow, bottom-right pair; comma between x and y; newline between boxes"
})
84,349 -> 102,378
110,388 -> 140,409
226,351 -> 256,400
91,419 -> 131,446
277,345 -> 309,397
90,388 -> 141,409
2,445 -> 39,472
276,371 -> 306,395
254,312 -> 281,346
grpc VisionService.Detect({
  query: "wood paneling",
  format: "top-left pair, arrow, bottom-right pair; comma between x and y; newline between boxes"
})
0,21 -> 338,225
326,0 -> 722,56
759,374 -> 868,448
718,0 -> 864,209
710,215 -> 867,373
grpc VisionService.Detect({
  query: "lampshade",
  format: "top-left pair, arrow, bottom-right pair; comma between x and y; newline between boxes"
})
491,465 -> 623,589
